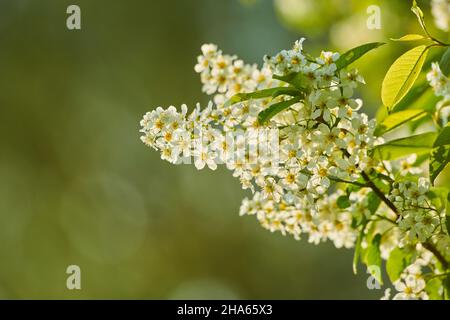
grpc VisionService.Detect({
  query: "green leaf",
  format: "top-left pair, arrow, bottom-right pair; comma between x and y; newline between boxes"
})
426,278 -> 443,300
410,113 -> 432,133
346,184 -> 362,195
445,276 -> 450,300
375,109 -> 426,135
337,195 -> 351,209
364,233 -> 383,285
440,48 -> 450,76
427,187 -> 449,217
393,84 -> 440,114
353,227 -> 365,274
273,73 -> 308,90
411,0 -> 427,34
433,124 -> 450,147
373,132 -> 437,160
447,192 -> 450,237
335,42 -> 385,70
224,87 -> 299,107
391,48 -> 448,113
391,34 -> 427,42
386,247 -> 413,282
381,45 -> 429,109
367,192 -> 381,214
429,145 -> 450,185
257,97 -> 301,124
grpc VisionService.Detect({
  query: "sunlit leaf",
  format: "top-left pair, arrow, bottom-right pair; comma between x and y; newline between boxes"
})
391,34 -> 427,42
381,45 -> 429,109
411,0 -> 427,34
375,109 -> 426,135
373,132 -> 437,160
386,247 -> 413,282
426,278 -> 443,300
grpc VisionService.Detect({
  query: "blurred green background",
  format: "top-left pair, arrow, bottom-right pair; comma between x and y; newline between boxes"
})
0,0 -> 448,299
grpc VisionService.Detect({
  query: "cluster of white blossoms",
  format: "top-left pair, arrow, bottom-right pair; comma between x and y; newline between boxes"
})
427,62 -> 450,125
388,178 -> 440,243
140,40 -> 449,300
431,0 -> 450,32
141,39 -> 381,230
194,43 -> 278,110
239,191 -> 356,248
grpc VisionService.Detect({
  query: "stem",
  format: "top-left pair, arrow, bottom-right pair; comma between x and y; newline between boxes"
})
424,272 -> 450,280
374,214 -> 397,225
423,241 -> 449,270
328,176 -> 367,187
298,169 -> 367,187
360,171 -> 399,215
432,37 -> 450,47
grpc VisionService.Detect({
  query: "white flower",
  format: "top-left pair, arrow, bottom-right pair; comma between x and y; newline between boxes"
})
193,147 -> 218,170
257,177 -> 284,202
398,154 -> 422,176
393,276 -> 428,300
307,156 -> 332,195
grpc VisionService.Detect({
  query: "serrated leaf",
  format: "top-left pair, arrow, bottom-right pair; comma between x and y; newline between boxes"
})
430,145 -> 450,185
382,45 -> 429,109
373,132 -> 437,160
391,34 -> 427,42
224,87 -> 299,107
257,97 -> 301,124
335,42 -> 385,70
364,233 -> 383,285
386,247 -> 413,282
440,48 -> 450,76
375,109 -> 426,135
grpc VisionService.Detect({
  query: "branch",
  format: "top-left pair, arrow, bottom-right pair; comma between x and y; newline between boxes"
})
360,171 -> 399,215
423,241 -> 449,270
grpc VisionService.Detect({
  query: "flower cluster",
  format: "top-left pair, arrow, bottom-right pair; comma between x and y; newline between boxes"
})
141,40 -> 381,229
427,62 -> 450,99
427,62 -> 450,125
239,191 -> 356,248
140,39 -> 450,300
195,43 -> 278,107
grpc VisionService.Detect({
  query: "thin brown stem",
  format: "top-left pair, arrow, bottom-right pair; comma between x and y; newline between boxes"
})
360,171 -> 399,215
423,241 -> 449,270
